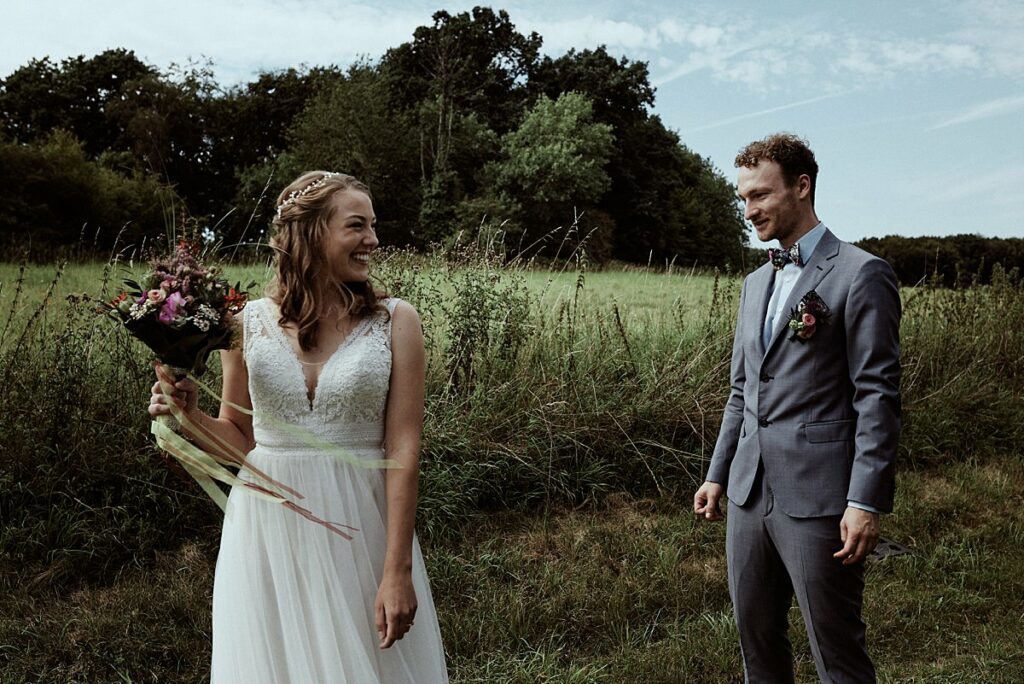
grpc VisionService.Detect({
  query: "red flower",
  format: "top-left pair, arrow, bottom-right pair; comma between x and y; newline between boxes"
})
224,287 -> 247,313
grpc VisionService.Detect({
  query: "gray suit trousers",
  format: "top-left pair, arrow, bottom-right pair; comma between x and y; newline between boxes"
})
727,462 -> 875,684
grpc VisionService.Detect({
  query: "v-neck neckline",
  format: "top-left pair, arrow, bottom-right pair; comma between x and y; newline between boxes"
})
261,300 -> 374,411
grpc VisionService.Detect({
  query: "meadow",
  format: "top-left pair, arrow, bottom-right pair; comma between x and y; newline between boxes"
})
0,251 -> 1022,683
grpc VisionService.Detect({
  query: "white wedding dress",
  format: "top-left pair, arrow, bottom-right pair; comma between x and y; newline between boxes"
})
210,297 -> 449,683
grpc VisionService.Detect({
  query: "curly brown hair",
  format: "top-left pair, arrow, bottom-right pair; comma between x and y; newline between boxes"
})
735,133 -> 818,205
267,171 -> 386,352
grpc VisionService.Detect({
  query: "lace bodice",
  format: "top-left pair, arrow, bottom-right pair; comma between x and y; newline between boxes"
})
243,297 -> 398,449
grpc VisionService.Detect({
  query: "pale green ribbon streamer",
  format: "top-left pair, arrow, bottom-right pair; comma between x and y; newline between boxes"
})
185,372 -> 399,470
151,370 -> 398,538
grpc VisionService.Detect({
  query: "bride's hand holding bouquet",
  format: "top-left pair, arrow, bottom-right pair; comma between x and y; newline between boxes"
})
148,363 -> 198,424
104,239 -> 359,538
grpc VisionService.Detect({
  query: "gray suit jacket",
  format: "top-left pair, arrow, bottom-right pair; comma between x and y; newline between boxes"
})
707,229 -> 901,517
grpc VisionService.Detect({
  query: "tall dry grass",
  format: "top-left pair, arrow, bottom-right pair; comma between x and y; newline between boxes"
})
0,251 -> 1022,681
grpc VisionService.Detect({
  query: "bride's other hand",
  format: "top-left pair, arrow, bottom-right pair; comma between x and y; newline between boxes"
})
375,572 -> 417,649
148,363 -> 199,417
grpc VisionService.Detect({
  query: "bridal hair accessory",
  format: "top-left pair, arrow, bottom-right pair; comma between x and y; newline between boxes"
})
787,290 -> 831,341
768,244 -> 802,270
276,172 -> 338,218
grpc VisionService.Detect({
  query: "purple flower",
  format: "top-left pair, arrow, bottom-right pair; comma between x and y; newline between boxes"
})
159,291 -> 186,324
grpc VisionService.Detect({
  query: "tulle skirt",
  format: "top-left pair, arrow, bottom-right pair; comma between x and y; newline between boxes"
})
210,444 -> 448,683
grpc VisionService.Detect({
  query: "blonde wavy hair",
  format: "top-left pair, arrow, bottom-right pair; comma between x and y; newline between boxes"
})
268,171 -> 386,352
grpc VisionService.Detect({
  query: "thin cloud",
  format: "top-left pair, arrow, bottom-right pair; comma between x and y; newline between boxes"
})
928,94 -> 1024,130
954,0 -> 1024,79
524,16 -> 660,53
652,20 -> 989,92
923,164 -> 1024,203
685,92 -> 845,133
0,0 -> 430,83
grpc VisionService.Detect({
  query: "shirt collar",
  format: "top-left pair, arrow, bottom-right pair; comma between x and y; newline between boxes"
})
789,222 -> 826,266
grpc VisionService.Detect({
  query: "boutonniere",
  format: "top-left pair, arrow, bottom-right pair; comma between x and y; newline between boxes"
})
787,290 -> 831,341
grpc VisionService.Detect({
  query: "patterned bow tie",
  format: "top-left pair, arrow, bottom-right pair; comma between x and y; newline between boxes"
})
767,244 -> 802,271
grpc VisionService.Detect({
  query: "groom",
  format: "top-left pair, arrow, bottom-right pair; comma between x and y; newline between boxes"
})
694,134 -> 901,683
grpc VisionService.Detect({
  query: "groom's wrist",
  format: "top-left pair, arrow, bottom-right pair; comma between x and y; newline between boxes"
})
847,500 -> 881,514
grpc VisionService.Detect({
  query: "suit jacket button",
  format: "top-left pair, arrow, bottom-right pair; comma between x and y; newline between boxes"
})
759,418 -> 770,428
760,371 -> 771,383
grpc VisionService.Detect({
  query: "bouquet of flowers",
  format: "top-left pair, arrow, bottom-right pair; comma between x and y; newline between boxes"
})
104,240 -> 249,376
102,240 -> 359,538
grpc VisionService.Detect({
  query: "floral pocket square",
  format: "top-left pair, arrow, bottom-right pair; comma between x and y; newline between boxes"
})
787,290 -> 831,341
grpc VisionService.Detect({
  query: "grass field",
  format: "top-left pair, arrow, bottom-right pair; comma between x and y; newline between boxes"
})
1,255 -> 1022,682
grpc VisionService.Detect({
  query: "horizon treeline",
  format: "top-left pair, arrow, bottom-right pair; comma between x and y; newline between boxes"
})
855,234 -> 1024,287
0,7 -> 751,267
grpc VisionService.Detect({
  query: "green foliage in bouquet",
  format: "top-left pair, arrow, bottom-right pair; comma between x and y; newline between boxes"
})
102,240 -> 253,374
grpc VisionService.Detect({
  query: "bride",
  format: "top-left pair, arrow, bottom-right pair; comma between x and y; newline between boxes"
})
148,171 -> 449,683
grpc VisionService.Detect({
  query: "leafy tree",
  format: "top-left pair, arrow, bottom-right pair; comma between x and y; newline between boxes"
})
568,111 -> 746,267
0,50 -> 155,154
105,61 -> 230,222
0,130 -> 175,254
416,102 -> 500,244
531,46 -> 654,132
492,93 -> 613,206
382,7 -> 541,136
481,92 -> 614,253
531,47 -> 747,266
283,65 -> 422,246
381,7 -> 541,230
57,50 -> 157,156
211,66 -> 344,173
209,66 -> 345,247
0,57 -> 63,142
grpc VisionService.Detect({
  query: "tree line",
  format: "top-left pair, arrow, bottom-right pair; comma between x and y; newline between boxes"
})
854,234 -> 1024,287
0,7 -> 750,266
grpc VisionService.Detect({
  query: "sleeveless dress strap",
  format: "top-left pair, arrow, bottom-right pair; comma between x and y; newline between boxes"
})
241,298 -> 259,360
382,297 -> 402,351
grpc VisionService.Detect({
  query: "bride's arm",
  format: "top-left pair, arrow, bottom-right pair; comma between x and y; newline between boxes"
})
376,300 -> 425,649
149,348 -> 255,461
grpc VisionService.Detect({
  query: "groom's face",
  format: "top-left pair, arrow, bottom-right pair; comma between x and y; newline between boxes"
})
737,161 -> 803,245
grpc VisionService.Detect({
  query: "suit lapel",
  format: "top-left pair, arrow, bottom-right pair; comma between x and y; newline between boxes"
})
763,229 -> 840,358
748,264 -> 774,357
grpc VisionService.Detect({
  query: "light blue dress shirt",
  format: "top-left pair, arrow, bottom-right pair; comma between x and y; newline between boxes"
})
762,222 -> 827,350
762,223 -> 880,515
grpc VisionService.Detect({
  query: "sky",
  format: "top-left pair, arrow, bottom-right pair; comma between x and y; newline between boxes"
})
2,0 -> 1022,243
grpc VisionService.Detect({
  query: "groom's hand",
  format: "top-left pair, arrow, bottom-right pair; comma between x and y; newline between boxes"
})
835,507 -> 880,565
694,481 -> 725,521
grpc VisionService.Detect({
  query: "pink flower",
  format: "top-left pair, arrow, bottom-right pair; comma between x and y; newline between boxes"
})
802,313 -> 816,327
159,291 -> 186,324
147,289 -> 166,304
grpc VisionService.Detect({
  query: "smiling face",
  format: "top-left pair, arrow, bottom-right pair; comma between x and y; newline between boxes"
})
737,160 -> 813,247
323,188 -> 378,283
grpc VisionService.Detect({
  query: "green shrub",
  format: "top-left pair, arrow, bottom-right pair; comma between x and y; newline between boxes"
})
0,131 -> 176,259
